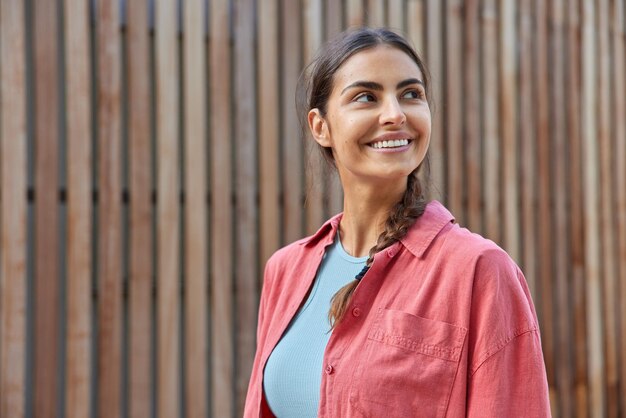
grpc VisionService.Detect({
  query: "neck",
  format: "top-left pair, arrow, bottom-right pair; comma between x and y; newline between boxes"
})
339,179 -> 407,258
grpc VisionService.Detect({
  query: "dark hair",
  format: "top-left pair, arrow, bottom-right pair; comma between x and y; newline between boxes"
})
297,27 -> 431,328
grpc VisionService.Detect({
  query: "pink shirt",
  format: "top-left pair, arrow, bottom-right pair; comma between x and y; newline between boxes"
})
244,201 -> 551,417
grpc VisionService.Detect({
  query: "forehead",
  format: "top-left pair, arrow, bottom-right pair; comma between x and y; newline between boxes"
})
332,45 -> 423,90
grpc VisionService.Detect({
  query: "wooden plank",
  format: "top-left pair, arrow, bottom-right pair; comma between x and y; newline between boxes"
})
325,0 -> 343,39
611,0 -> 626,414
347,0 -> 364,27
282,0 -> 303,243
580,0 -> 606,416
534,0 -> 556,406
499,0 -> 519,261
209,0 -> 234,416
550,0 -> 573,415
64,0 -> 92,416
303,0 -> 325,235
325,0 -> 344,215
126,0 -> 153,416
96,0 -> 123,416
482,0 -> 500,240
258,0 -> 280,265
425,0 -> 444,202
387,0 -> 403,30
33,0 -> 61,416
518,0 -> 538,299
183,0 -> 208,416
155,0 -> 180,416
566,2 -> 589,415
407,0 -> 424,54
444,0 -> 463,223
234,0 -> 258,414
462,0 -> 482,234
367,0 -> 385,27
0,1 -> 27,416
596,0 -> 619,415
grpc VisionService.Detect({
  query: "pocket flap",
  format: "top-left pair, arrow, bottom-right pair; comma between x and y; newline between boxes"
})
368,308 -> 466,362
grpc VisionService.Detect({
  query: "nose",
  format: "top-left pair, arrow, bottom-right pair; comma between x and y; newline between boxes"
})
379,97 -> 406,126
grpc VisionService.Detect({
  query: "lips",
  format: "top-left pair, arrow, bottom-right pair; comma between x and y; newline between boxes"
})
369,138 -> 411,149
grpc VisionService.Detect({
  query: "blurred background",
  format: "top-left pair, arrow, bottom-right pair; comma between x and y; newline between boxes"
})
0,0 -> 624,417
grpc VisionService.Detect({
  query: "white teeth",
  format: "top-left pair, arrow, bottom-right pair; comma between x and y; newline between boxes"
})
371,139 -> 409,149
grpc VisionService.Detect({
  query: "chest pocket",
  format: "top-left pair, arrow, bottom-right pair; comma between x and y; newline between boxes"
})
349,308 -> 467,418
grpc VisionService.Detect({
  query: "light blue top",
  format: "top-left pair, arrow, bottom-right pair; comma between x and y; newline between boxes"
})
263,234 -> 368,418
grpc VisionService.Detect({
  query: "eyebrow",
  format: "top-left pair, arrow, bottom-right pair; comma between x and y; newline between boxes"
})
341,78 -> 424,95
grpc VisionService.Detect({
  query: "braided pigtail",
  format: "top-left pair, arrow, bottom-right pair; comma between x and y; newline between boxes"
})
328,170 -> 427,328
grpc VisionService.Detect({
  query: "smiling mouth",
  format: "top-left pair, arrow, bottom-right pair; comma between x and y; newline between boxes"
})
369,139 -> 411,149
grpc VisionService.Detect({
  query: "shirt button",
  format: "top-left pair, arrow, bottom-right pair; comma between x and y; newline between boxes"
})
325,364 -> 334,375
352,307 -> 361,317
387,248 -> 395,257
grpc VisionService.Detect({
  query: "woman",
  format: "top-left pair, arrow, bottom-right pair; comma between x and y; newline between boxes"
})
244,27 -> 551,418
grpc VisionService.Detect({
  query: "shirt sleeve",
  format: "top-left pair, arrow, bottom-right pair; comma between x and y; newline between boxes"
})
467,329 -> 551,417
465,249 -> 551,417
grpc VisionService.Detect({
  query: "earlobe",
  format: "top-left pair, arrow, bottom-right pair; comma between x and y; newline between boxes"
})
308,108 -> 331,147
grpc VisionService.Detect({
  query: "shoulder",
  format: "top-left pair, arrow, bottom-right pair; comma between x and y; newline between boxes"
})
425,214 -> 517,276
263,213 -> 340,287
264,237 -> 310,275
418,206 -> 536,322
440,222 -> 530,309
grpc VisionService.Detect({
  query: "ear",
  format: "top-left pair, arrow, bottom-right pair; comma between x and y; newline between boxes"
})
308,108 -> 331,147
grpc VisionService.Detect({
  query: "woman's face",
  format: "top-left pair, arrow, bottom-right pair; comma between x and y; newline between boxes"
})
309,45 -> 431,188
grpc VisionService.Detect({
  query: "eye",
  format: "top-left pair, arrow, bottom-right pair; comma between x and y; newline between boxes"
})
354,92 -> 377,103
401,89 -> 425,100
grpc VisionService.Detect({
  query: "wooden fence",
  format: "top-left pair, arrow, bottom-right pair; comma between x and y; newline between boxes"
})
0,0 -> 624,417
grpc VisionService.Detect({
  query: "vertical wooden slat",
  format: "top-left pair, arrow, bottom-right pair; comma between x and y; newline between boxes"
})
33,0 -> 61,415
566,2 -> 589,415
367,0 -> 385,27
581,0 -> 606,416
183,0 -> 207,417
282,0 -> 303,243
325,0 -> 344,215
96,0 -> 123,416
127,0 -> 152,416
596,0 -> 619,416
408,0 -> 427,199
550,0 -> 573,416
444,0 -> 463,223
518,0 -> 538,298
407,0 -> 426,207
155,0 -> 180,415
234,0 -> 258,414
407,0 -> 424,57
482,0 -> 500,240
534,0 -> 556,406
463,0 -> 482,234
258,0 -> 280,265
425,0 -> 444,201
64,0 -> 92,416
303,0 -> 325,235
387,0 -> 403,30
210,0 -> 234,416
347,0 -> 365,27
612,0 -> 626,414
325,0 -> 343,38
499,0 -> 519,260
0,1 -> 27,416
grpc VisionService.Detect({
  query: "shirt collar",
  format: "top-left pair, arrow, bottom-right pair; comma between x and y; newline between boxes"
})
299,200 -> 454,258
400,200 -> 455,258
299,212 -> 343,247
